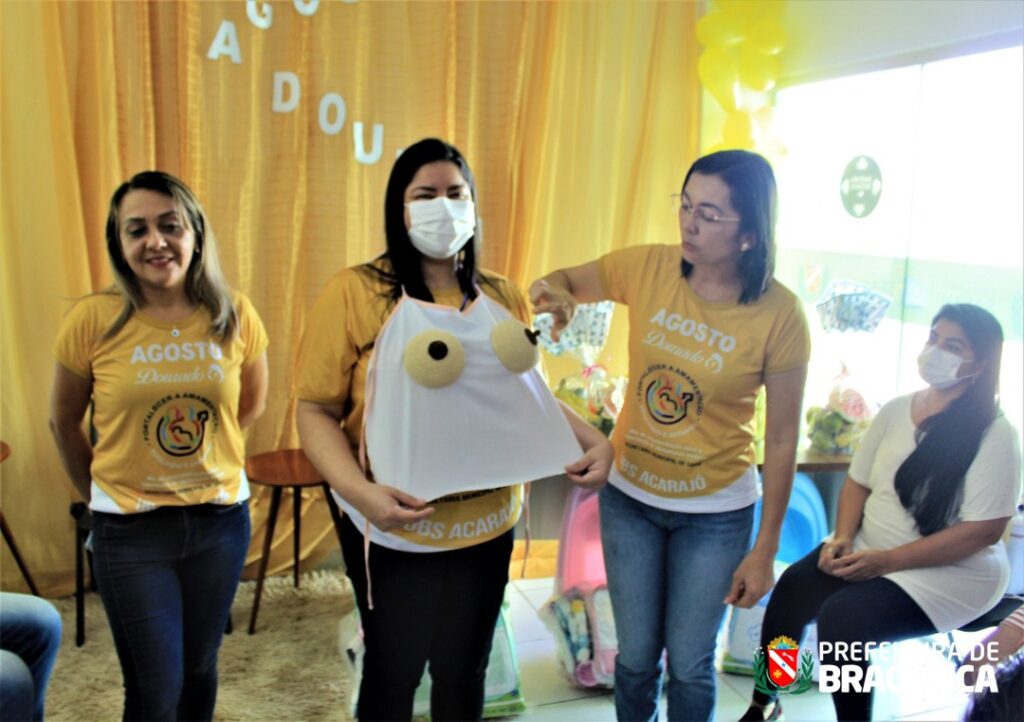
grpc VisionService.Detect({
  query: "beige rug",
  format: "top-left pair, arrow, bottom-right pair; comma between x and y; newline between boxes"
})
46,570 -> 355,721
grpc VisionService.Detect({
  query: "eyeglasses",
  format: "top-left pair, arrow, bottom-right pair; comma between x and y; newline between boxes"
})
672,194 -> 741,225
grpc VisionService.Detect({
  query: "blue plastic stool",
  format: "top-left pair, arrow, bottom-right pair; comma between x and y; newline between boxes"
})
750,473 -> 828,563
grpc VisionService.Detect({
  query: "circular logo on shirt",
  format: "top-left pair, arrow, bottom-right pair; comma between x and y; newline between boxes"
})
142,393 -> 220,465
156,405 -> 210,456
637,364 -> 703,437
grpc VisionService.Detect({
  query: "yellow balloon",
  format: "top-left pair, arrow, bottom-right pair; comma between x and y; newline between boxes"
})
724,136 -> 756,151
696,11 -> 745,48
724,138 -> 756,151
738,46 -> 779,93
736,85 -> 772,112
698,48 -> 739,111
747,17 -> 787,55
723,111 -> 755,147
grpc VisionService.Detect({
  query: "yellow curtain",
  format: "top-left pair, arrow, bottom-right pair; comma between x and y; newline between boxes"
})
0,0 -> 699,596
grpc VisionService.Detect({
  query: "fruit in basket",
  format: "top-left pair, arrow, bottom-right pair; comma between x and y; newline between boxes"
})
555,381 -> 593,421
806,405 -> 870,455
555,374 -> 620,437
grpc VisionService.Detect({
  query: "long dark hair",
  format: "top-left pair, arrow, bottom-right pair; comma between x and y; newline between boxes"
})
895,304 -> 1004,535
103,171 -> 237,342
363,138 -> 483,304
680,150 -> 776,304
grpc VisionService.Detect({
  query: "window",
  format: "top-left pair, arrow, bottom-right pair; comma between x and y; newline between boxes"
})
772,45 -> 1023,452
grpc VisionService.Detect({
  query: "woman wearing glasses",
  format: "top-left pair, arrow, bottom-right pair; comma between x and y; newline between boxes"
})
530,150 -> 810,721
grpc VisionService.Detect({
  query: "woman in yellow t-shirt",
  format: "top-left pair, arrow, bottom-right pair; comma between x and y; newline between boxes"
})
296,138 -> 612,722
531,150 -> 810,721
50,171 -> 269,722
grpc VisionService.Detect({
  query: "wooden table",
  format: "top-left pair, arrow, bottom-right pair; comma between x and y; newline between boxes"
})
244,449 -> 346,634
795,446 -> 852,474
754,444 -> 851,473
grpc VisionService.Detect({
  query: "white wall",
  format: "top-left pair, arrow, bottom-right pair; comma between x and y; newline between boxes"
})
781,0 -> 1024,85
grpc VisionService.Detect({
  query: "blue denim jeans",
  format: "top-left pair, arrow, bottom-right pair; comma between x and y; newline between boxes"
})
600,484 -> 754,722
91,502 -> 249,722
0,593 -> 62,721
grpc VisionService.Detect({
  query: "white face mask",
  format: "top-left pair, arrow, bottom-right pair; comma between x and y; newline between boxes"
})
917,344 -> 976,390
406,197 -> 476,259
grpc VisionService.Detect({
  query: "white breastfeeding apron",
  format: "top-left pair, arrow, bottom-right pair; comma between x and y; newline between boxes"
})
363,290 -> 582,501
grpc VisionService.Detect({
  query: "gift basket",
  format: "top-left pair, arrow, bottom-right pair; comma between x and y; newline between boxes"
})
806,280 -> 889,455
534,301 -> 624,437
805,366 -> 875,455
534,301 -> 622,687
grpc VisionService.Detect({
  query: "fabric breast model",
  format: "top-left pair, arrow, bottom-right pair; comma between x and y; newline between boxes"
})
363,289 -> 582,502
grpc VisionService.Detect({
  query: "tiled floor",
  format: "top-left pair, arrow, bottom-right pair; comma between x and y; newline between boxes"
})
506,577 -> 975,722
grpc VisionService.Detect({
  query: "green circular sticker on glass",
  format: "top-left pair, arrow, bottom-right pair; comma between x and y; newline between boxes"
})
840,155 -> 882,218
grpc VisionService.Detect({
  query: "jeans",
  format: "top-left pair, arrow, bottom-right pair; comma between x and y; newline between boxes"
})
91,502 -> 249,722
600,483 -> 754,722
340,515 -> 512,722
752,544 -> 936,721
0,593 -> 62,721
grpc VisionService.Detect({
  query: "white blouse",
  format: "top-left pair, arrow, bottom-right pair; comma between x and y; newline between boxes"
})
849,393 -> 1022,632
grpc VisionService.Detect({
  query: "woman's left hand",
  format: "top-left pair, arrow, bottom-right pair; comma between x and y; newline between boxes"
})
829,549 -> 896,582
564,439 -> 613,490
724,548 -> 775,608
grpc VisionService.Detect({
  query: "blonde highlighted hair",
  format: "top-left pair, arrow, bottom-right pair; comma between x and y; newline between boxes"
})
103,171 -> 237,342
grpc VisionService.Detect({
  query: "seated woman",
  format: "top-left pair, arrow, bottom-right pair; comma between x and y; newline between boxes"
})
742,303 -> 1022,722
0,592 -> 62,722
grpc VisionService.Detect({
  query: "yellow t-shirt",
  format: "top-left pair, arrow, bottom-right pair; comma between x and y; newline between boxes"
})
599,244 -> 810,511
295,260 -> 529,551
55,291 -> 269,513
